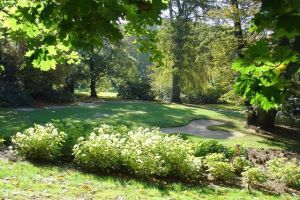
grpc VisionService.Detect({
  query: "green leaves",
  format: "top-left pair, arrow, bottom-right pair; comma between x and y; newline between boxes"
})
233,40 -> 297,111
26,42 -> 79,71
1,0 -> 167,71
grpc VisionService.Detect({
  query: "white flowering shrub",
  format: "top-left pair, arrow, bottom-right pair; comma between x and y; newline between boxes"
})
122,127 -> 204,178
73,125 -> 204,179
204,153 -> 235,182
73,125 -> 126,171
266,158 -> 300,188
242,167 -> 267,188
12,124 -> 66,161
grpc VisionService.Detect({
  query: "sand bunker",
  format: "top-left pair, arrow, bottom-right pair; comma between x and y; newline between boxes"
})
161,119 -> 244,139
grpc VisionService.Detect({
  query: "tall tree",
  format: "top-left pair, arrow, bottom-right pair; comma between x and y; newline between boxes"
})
168,0 -> 205,103
230,0 -> 244,56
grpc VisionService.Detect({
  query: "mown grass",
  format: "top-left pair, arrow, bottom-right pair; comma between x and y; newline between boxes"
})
0,101 -> 299,151
0,158 -> 297,200
1,101 -> 300,199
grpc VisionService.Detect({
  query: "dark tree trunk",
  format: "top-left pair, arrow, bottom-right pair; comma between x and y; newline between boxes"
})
246,107 -> 277,129
90,78 -> 97,97
65,77 -> 75,94
89,56 -> 98,98
171,72 -> 181,103
255,109 -> 277,129
230,0 -> 244,57
245,101 -> 257,126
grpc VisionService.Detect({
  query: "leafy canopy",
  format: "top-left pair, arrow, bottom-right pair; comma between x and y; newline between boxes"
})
233,0 -> 300,111
0,0 -> 168,70
233,40 -> 298,110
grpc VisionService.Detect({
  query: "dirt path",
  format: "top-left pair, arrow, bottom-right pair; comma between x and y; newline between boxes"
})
161,119 -> 244,139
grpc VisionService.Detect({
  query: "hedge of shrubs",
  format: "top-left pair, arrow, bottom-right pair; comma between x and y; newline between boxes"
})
117,81 -> 155,101
10,124 -> 300,190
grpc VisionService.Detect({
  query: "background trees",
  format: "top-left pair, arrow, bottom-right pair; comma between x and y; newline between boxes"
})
0,0 -> 299,128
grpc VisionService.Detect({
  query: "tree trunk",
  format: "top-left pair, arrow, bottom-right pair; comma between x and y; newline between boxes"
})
255,109 -> 277,129
169,1 -> 184,103
89,56 -> 98,98
171,72 -> 181,103
65,76 -> 75,94
245,102 -> 257,126
90,78 -> 97,97
230,0 -> 244,57
246,107 -> 277,129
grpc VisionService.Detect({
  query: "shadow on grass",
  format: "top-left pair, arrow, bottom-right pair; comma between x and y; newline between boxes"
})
27,160 -> 281,198
206,121 -> 238,132
254,126 -> 300,153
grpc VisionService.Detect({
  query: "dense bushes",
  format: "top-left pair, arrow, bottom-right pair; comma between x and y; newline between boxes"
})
266,158 -> 300,188
195,140 -> 247,159
11,124 -> 300,191
117,81 -> 155,101
195,140 -> 226,157
182,88 -> 223,104
232,156 -> 252,174
242,167 -> 267,188
0,81 -> 74,107
73,128 -> 126,171
12,124 -> 66,161
74,126 -> 203,179
122,128 -> 203,178
0,82 -> 33,107
204,153 -> 235,182
33,88 -> 74,103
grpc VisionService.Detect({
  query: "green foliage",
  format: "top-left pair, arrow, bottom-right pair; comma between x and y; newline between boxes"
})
233,40 -> 297,110
0,82 -> 33,107
195,140 -> 248,160
204,153 -> 227,163
123,127 -> 203,179
0,138 -> 5,145
151,21 -> 238,103
234,0 -> 300,112
73,125 -> 128,172
226,144 -> 248,158
253,0 -> 300,40
219,89 -> 244,105
195,140 -> 226,157
232,156 -> 252,174
12,124 -> 66,161
36,88 -> 74,103
73,125 -> 204,179
182,88 -> 223,104
1,0 -> 167,71
50,119 -> 91,157
204,153 -> 235,182
242,167 -> 268,188
117,81 -> 155,101
266,158 -> 300,188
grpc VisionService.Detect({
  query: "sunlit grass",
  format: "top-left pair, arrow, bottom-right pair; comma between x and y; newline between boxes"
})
0,101 -> 299,151
0,158 -> 295,200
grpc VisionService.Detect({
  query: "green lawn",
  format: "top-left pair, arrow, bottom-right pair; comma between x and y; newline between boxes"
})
0,158 -> 297,200
0,101 -> 298,151
1,101 -> 300,199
